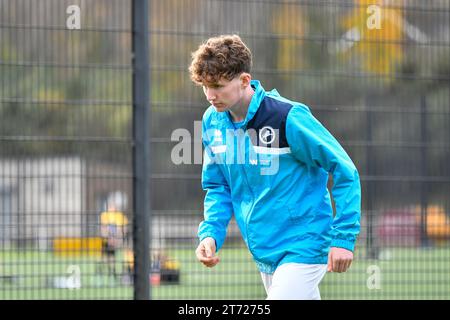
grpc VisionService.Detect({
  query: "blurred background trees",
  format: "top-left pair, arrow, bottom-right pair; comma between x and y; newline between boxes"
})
1,0 -> 449,213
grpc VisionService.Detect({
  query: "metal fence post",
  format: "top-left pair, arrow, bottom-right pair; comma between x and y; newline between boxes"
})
365,94 -> 378,259
132,0 -> 151,300
420,95 -> 429,247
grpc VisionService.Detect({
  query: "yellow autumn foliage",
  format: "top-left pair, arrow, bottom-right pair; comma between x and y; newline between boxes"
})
271,4 -> 306,73
343,0 -> 404,75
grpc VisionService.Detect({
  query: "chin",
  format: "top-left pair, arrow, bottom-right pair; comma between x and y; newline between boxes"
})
214,105 -> 227,112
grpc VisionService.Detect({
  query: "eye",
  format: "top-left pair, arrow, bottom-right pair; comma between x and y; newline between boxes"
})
203,84 -> 223,90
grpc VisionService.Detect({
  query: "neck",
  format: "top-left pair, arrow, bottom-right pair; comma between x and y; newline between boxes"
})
229,85 -> 254,122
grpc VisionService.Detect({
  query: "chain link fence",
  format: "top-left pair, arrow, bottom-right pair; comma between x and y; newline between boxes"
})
0,0 -> 449,299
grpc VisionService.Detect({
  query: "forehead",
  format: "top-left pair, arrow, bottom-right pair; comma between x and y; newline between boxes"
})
203,78 -> 228,87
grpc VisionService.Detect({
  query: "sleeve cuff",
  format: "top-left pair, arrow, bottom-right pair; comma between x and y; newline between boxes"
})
198,233 -> 220,251
330,238 -> 355,252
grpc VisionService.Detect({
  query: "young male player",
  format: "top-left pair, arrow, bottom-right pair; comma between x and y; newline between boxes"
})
190,34 -> 361,299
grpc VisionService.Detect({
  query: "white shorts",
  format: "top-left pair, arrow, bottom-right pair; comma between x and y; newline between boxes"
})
260,263 -> 328,300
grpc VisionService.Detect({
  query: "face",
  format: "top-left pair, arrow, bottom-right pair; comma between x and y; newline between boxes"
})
202,75 -> 246,112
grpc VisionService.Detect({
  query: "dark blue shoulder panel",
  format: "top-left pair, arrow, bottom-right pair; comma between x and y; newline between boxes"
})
246,96 -> 293,148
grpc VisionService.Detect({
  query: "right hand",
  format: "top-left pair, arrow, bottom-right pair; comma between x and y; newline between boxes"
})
195,237 -> 220,268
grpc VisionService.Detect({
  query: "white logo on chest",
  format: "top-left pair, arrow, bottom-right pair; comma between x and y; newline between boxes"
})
213,129 -> 223,143
259,126 -> 275,145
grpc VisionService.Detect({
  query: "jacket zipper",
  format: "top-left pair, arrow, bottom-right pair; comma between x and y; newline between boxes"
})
230,119 -> 257,258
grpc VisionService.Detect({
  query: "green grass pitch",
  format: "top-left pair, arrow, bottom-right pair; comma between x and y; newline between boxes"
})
1,246 -> 449,299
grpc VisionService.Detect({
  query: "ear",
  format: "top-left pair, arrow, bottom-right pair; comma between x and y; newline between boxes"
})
239,73 -> 252,88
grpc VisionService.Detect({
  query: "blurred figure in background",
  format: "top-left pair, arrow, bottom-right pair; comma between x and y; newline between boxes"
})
99,203 -> 129,279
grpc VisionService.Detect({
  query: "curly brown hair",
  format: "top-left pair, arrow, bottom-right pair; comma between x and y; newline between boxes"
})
189,34 -> 252,85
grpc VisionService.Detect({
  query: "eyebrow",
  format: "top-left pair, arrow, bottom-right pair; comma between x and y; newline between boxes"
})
204,83 -> 223,88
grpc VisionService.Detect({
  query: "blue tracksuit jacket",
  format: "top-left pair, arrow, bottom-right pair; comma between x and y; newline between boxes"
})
198,80 -> 361,274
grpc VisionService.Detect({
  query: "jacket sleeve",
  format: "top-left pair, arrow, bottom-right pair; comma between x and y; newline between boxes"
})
285,104 -> 361,251
197,120 -> 234,252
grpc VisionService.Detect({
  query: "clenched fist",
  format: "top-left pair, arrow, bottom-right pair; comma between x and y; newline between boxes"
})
195,237 -> 220,268
327,247 -> 353,273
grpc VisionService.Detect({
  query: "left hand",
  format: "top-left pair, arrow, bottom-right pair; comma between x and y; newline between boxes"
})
327,247 -> 353,273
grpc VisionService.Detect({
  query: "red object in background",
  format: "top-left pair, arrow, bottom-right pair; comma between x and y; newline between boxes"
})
376,208 -> 420,247
150,273 -> 161,286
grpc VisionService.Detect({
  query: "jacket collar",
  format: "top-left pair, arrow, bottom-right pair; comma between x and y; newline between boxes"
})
244,80 -> 266,124
222,79 -> 266,127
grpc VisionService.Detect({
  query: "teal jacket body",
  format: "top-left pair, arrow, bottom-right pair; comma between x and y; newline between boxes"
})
198,80 -> 361,274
